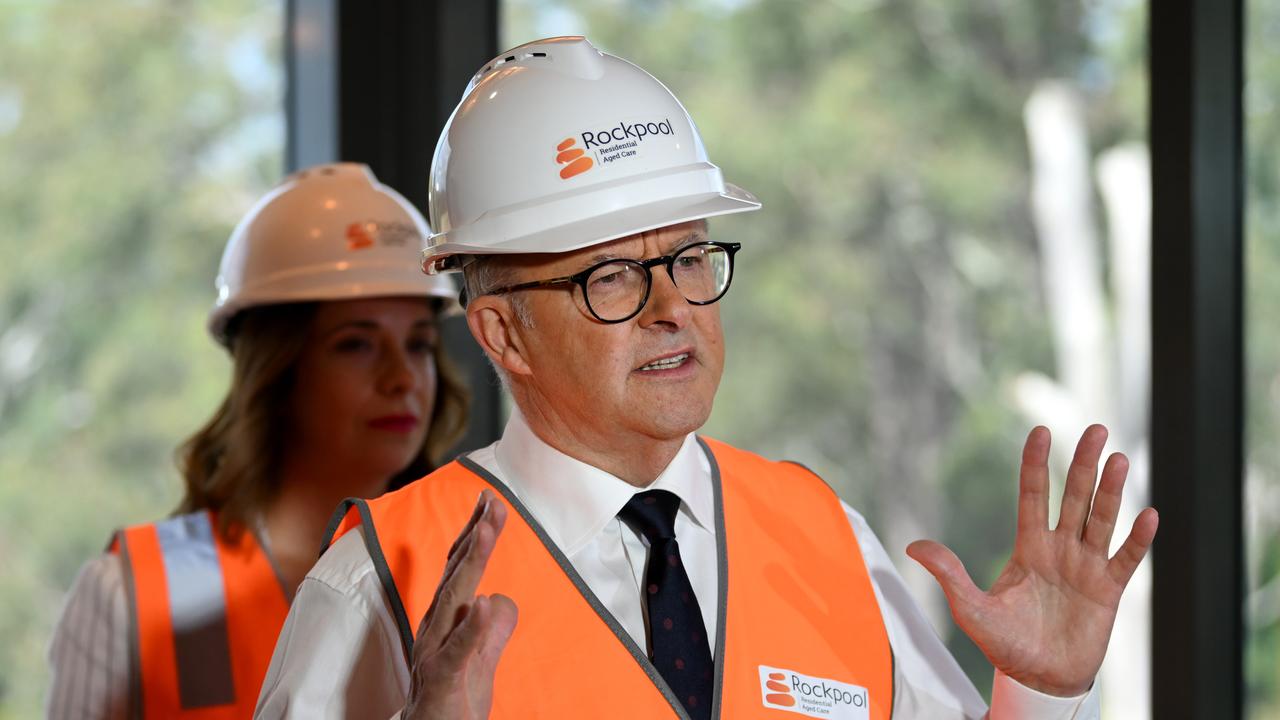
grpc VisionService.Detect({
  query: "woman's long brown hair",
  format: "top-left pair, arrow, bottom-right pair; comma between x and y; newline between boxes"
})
175,300 -> 469,540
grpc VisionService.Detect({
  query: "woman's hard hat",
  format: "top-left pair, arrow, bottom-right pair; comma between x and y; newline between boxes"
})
422,36 -> 761,275
209,163 -> 457,346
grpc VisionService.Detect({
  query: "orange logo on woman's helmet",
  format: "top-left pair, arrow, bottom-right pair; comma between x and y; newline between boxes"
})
346,222 -> 376,250
555,137 -> 593,179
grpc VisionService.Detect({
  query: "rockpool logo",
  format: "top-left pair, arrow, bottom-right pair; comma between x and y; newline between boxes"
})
345,221 -> 419,251
346,222 -> 375,250
758,665 -> 869,720
580,118 -> 674,149
555,117 -> 675,179
555,137 -> 594,179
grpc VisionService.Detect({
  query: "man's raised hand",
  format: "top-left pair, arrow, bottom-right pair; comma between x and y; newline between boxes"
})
403,490 -> 519,720
906,424 -> 1158,697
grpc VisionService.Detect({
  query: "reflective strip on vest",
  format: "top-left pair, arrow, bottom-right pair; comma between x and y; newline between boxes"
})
153,513 -> 236,708
112,510 -> 290,719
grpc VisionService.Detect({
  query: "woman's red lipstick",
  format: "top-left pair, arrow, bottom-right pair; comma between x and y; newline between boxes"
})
368,414 -> 420,433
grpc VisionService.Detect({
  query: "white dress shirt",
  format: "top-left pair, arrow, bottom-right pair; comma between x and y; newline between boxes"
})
254,410 -> 1099,719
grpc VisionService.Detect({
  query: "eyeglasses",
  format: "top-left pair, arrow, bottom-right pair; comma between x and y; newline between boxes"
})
479,241 -> 742,323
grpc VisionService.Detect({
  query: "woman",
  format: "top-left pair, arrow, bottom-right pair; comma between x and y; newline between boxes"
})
46,163 -> 468,719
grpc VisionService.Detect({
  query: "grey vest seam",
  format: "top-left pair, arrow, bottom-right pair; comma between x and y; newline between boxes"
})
319,498 -> 417,664
696,437 -> 731,720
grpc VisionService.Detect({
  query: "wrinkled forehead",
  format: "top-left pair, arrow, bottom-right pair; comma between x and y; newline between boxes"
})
510,219 -> 709,276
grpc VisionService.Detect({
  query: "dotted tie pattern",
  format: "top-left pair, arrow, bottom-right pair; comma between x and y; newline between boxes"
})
618,490 -> 714,720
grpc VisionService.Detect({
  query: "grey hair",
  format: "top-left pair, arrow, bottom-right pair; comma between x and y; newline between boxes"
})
461,256 -> 535,329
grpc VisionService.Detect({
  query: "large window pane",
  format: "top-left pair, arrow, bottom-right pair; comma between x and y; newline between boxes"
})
0,2 -> 283,715
503,1 -> 1150,714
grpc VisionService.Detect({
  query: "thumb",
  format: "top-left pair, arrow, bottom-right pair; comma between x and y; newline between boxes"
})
906,540 -> 984,612
476,594 -> 518,672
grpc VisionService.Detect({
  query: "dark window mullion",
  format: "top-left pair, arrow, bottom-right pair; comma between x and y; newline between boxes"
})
1150,0 -> 1245,715
285,0 -> 504,455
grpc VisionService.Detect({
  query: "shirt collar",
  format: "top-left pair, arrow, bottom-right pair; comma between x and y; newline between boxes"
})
492,408 -> 715,556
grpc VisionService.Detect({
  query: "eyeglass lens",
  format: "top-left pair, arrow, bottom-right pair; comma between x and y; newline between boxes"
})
583,243 -> 733,321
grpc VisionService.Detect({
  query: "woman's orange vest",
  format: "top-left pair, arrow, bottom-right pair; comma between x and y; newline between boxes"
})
110,510 -> 290,719
328,437 -> 894,719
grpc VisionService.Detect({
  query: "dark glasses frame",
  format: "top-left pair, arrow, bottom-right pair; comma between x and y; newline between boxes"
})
472,240 -> 742,323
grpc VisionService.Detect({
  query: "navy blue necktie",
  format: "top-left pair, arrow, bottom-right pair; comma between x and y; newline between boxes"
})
618,490 -> 714,720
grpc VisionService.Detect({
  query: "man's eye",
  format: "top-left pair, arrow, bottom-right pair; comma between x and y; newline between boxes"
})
591,270 -> 625,287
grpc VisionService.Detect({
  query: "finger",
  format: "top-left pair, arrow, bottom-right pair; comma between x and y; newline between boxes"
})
1107,507 -> 1159,586
421,499 -> 508,652
475,594 -> 519,675
416,492 -> 492,651
436,492 -> 508,615
424,595 -> 489,693
906,540 -> 985,616
1056,424 -> 1108,536
437,491 -> 496,590
1016,426 -> 1052,540
416,526 -> 480,654
1082,452 -> 1128,553
446,490 -> 492,560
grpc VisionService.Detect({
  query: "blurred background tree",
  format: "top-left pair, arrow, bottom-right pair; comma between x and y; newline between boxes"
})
0,1 -> 282,717
1248,0 -> 1280,715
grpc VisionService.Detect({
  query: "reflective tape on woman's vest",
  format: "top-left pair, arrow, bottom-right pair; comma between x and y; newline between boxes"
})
326,437 -> 894,719
110,510 -> 290,719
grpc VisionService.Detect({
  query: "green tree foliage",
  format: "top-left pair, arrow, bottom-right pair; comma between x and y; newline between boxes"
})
0,1 -> 281,716
1247,0 -> 1280,714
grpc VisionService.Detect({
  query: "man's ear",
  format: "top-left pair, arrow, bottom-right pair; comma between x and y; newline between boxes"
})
466,296 -> 533,376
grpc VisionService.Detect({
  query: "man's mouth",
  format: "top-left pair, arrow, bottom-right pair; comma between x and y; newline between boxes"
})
638,352 -> 690,372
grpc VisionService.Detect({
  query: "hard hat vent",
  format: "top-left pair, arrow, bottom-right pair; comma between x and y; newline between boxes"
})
482,51 -> 547,75
472,50 -> 551,89
467,36 -> 604,92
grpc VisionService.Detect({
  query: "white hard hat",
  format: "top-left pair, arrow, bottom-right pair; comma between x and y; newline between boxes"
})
209,163 -> 457,347
422,36 -> 761,274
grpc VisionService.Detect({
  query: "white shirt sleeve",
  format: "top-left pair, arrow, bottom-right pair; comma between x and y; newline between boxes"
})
46,553 -> 133,720
254,530 -> 410,720
840,501 -> 1100,720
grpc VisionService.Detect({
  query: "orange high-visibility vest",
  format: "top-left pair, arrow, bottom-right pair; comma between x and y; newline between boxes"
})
328,437 -> 894,719
110,510 -> 290,719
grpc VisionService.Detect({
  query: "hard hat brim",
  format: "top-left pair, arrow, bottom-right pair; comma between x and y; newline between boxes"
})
208,279 -> 460,348
425,183 -> 760,273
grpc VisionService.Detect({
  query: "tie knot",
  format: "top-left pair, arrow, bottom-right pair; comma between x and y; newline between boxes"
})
618,489 -> 681,542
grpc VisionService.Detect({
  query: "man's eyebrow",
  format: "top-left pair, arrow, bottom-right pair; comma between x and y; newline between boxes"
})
581,229 -> 709,267
662,229 -> 709,252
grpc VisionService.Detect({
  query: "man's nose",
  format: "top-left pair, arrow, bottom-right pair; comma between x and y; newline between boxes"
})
637,265 -> 690,329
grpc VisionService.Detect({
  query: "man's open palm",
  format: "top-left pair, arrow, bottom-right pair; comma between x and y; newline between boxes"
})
907,424 -> 1158,697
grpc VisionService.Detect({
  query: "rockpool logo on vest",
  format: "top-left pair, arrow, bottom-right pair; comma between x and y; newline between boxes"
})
757,665 -> 870,720
554,117 -> 675,180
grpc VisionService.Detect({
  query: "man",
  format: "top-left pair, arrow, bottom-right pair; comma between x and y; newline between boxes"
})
255,37 -> 1157,719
